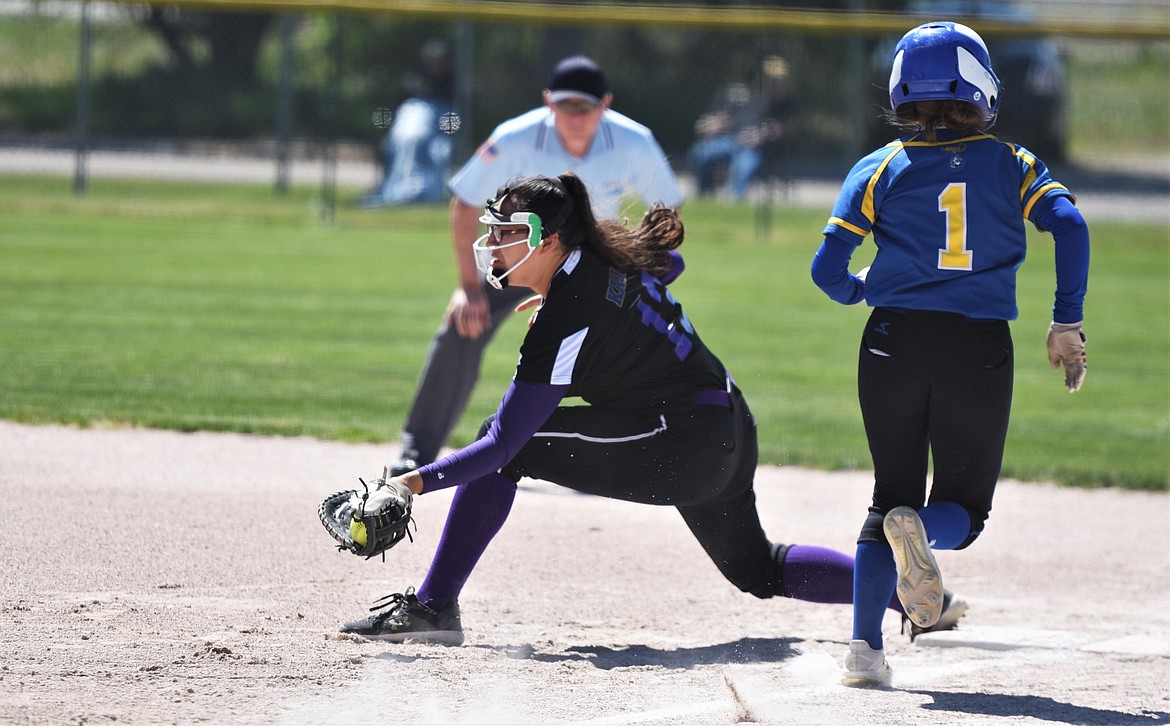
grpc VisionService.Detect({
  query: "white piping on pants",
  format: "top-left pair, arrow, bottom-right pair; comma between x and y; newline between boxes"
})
531,414 -> 668,444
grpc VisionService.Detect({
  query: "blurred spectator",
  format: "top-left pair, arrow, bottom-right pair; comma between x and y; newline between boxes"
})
690,56 -> 794,200
362,40 -> 455,207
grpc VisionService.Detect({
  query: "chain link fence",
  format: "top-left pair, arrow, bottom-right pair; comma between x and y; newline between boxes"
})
1,0 -> 1167,202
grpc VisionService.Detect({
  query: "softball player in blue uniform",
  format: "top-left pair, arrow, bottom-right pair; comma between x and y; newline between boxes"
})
339,173 -> 927,643
811,22 -> 1090,686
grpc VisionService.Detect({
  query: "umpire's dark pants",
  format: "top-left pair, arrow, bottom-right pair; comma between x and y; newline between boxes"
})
856,308 -> 1013,544
400,282 -> 531,464
501,386 -> 784,599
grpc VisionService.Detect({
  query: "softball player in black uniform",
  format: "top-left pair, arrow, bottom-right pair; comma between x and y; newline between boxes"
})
811,22 -> 1090,686
339,172 -> 925,643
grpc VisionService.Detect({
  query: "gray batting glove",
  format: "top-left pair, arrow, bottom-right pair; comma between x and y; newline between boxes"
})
1047,321 -> 1087,393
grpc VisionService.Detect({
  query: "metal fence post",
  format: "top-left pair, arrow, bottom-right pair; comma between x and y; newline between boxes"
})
843,0 -> 866,164
454,21 -> 475,166
275,14 -> 296,195
320,14 -> 342,224
73,0 -> 93,195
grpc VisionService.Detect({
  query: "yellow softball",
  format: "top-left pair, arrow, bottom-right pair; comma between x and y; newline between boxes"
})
350,519 -> 367,547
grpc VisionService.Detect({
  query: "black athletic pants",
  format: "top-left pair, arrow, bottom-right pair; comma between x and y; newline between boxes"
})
856,307 -> 1013,543
500,387 -> 783,598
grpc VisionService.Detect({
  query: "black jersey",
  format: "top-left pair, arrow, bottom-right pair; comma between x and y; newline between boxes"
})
513,248 -> 728,412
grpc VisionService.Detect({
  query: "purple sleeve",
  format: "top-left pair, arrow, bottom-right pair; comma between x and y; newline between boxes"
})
811,232 -> 866,305
661,250 -> 685,285
1031,195 -> 1089,324
417,380 -> 569,492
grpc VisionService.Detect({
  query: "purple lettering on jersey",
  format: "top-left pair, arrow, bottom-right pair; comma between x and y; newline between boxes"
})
635,270 -> 695,362
642,274 -> 663,303
636,299 -> 693,361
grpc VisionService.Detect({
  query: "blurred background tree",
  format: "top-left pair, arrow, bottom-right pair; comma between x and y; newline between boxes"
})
0,0 -> 1164,172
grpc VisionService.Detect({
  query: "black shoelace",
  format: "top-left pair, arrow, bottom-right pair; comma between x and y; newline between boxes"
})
369,588 -> 416,614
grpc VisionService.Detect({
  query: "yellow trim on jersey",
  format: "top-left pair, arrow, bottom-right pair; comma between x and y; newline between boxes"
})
828,216 -> 870,238
861,144 -> 904,224
898,133 -> 995,147
1013,145 -> 1039,199
858,135 -> 996,224
1023,182 -> 1071,219
1006,142 -> 1072,218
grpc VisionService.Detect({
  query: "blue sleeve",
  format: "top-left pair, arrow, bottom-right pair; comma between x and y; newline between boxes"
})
811,233 -> 866,305
1031,195 -> 1089,323
417,380 -> 569,492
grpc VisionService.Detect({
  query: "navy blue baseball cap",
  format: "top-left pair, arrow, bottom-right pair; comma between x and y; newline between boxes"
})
548,55 -> 609,104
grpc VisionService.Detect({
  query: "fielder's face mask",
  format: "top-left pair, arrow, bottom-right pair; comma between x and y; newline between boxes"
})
472,195 -> 543,290
472,182 -> 574,290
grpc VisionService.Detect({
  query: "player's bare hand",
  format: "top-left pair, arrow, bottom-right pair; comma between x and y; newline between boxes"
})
515,294 -> 544,328
445,287 -> 490,339
1046,321 -> 1086,393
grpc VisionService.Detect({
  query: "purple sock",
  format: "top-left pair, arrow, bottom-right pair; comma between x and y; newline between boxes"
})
781,544 -> 855,604
416,472 -> 517,609
781,544 -> 904,612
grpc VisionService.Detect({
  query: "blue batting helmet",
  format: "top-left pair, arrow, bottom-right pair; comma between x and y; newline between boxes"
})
889,21 -> 1001,126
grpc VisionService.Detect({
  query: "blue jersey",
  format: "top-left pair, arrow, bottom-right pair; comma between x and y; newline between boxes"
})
823,131 -> 1073,320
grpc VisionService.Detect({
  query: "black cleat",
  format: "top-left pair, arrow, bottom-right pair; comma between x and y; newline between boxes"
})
340,587 -> 464,645
388,455 -> 419,478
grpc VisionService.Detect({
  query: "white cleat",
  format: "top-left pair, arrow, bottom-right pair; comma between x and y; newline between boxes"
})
884,506 -> 944,629
841,639 -> 892,687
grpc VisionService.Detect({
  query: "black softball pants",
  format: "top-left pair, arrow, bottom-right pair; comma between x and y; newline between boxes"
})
500,387 -> 784,598
856,307 -> 1013,545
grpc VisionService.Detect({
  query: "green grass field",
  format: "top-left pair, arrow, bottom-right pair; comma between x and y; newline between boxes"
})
1,175 -> 1166,490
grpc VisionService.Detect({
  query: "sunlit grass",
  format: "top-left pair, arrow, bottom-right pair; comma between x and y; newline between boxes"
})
1,176 -> 1166,490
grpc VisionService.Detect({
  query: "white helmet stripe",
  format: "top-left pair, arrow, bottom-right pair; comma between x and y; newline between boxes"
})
952,23 -> 990,54
957,46 -> 998,104
888,49 -> 905,97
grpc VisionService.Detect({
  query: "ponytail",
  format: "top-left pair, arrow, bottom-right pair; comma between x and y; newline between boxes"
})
594,205 -> 683,277
498,172 -> 684,277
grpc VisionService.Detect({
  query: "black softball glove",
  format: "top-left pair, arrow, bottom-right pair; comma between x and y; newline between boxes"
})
318,472 -> 415,560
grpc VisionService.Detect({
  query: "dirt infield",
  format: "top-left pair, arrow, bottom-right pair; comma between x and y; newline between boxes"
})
2,421 -> 1168,725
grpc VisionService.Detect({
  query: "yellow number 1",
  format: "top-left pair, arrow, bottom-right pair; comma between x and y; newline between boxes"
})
938,183 -> 973,271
